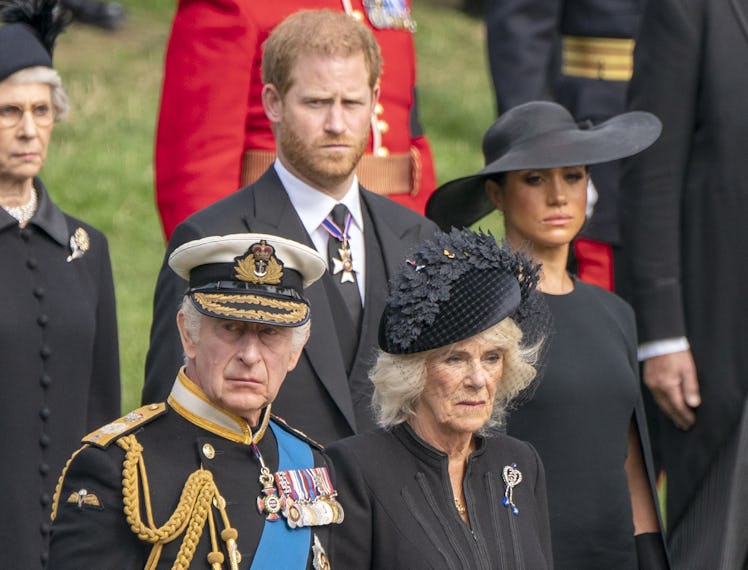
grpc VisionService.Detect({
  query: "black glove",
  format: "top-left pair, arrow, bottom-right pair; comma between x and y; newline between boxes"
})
635,532 -> 670,570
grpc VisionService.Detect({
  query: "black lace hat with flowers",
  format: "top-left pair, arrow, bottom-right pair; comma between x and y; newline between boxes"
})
379,228 -> 546,354
0,0 -> 71,82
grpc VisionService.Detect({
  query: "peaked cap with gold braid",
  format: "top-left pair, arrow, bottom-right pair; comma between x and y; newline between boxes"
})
169,233 -> 326,327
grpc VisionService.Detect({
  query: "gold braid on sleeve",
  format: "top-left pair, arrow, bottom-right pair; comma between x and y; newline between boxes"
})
117,435 -> 242,570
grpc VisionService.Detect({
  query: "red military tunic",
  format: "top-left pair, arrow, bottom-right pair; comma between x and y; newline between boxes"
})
155,0 -> 436,239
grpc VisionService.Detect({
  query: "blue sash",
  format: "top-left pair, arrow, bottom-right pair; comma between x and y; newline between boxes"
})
250,420 -> 313,569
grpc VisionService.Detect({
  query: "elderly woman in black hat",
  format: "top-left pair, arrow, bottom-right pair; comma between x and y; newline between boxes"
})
426,101 -> 669,568
326,228 -> 553,568
0,2 -> 119,566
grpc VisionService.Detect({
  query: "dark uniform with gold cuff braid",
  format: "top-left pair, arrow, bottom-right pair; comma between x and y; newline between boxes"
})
484,0 -> 643,291
49,233 -> 341,568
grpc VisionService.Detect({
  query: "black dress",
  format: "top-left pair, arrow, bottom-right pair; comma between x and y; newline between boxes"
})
0,179 -> 120,569
507,279 -> 652,568
326,423 -> 553,569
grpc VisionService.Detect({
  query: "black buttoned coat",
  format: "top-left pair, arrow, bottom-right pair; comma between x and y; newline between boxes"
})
326,424 -> 553,569
0,179 -> 120,568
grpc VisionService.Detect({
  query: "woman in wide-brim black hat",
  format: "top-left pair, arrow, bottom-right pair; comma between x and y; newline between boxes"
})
426,101 -> 670,568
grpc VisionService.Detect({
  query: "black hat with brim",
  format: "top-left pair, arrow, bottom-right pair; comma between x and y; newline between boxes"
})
425,101 -> 662,230
169,233 -> 326,327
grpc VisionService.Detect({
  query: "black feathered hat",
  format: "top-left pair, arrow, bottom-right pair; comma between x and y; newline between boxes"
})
379,228 -> 546,354
0,0 -> 71,82
425,101 -> 662,230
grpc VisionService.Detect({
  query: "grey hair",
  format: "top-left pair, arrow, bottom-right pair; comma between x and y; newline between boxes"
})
4,66 -> 70,120
371,318 -> 540,435
179,296 -> 311,365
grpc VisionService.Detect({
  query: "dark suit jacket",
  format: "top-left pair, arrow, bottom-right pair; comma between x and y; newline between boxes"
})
484,0 -> 644,244
722,398 -> 748,570
621,0 -> 748,531
142,167 -> 437,443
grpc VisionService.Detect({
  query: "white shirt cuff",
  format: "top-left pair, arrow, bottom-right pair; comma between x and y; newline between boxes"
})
637,337 -> 690,361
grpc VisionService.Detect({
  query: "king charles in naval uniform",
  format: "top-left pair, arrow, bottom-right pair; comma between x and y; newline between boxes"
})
48,233 -> 342,569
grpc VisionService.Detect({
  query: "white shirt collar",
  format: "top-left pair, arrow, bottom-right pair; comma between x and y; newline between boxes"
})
274,159 -> 363,234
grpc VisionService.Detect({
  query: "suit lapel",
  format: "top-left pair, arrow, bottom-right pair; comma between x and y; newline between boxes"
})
243,170 -> 357,432
350,190 -> 411,373
360,189 -> 413,277
731,0 -> 748,43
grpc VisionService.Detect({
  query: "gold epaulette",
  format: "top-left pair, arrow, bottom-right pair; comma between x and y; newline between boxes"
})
83,403 -> 167,449
270,414 -> 324,450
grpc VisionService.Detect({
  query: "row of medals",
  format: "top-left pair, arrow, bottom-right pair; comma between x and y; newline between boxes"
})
257,466 -> 345,528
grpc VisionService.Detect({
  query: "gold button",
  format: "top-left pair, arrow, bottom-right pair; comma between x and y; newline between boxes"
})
149,404 -> 159,410
351,10 -> 364,20
375,147 -> 390,157
374,103 -> 384,116
376,119 -> 389,134
202,443 -> 215,459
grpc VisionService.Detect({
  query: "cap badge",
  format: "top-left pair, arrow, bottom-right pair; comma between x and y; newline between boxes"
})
234,240 -> 284,285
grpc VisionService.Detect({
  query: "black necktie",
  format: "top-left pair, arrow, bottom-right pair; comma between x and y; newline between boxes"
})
326,204 -> 362,329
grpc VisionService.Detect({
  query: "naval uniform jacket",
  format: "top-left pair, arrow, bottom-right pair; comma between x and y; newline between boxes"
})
620,0 -> 748,533
48,372 -> 335,568
485,0 -> 644,246
143,166 -> 438,444
326,424 -> 553,569
0,179 -> 120,569
155,0 -> 436,238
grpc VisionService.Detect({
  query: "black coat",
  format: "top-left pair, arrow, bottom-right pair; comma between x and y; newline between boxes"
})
620,0 -> 748,532
142,167 -> 437,443
484,0 -> 644,245
326,424 -> 553,569
48,397 -> 335,568
0,180 -> 120,569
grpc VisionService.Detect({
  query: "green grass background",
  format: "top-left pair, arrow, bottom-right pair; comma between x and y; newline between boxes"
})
43,0 -> 499,412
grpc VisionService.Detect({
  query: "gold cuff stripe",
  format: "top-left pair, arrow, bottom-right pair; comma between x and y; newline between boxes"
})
562,35 -> 635,81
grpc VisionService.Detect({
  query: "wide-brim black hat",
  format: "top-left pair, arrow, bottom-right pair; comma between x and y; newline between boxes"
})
425,101 -> 662,230
379,228 -> 545,354
169,233 -> 326,327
